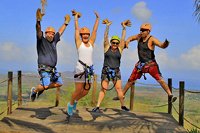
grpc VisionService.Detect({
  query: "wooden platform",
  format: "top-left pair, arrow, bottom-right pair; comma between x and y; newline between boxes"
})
0,105 -> 187,133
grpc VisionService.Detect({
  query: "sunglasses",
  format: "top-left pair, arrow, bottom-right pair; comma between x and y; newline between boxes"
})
111,42 -> 119,45
140,29 -> 148,32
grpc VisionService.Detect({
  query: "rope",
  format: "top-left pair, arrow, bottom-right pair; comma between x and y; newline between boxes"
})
172,87 -> 179,91
135,81 -> 161,87
172,105 -> 200,130
172,85 -> 200,94
0,79 -> 9,84
185,89 -> 200,94
151,103 -> 168,108
0,109 -> 7,116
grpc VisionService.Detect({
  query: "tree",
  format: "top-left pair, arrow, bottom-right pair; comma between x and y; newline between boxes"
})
194,0 -> 200,22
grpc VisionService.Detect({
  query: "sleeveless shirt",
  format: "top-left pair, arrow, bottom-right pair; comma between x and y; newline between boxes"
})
103,47 -> 121,69
75,42 -> 93,73
138,36 -> 155,63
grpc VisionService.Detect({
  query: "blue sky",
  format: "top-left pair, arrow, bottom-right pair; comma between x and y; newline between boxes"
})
0,0 -> 200,90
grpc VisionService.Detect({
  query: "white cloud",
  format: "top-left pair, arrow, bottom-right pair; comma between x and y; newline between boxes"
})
0,42 -> 36,62
180,45 -> 200,70
131,1 -> 152,22
156,45 -> 200,71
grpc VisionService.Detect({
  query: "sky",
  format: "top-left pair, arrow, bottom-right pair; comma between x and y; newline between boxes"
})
0,0 -> 200,90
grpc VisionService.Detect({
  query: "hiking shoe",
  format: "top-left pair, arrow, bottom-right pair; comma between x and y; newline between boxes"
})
30,87 -> 37,102
112,96 -> 125,101
92,107 -> 100,112
169,95 -> 177,103
73,101 -> 78,110
37,90 -> 44,98
121,106 -> 129,111
67,103 -> 73,116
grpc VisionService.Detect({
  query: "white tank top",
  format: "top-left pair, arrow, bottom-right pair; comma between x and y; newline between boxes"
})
75,42 -> 93,73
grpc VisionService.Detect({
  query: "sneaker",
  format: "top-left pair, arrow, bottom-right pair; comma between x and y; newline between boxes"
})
92,107 -> 100,112
30,87 -> 37,102
112,96 -> 125,101
67,103 -> 73,116
121,106 -> 129,111
169,95 -> 177,103
73,101 -> 78,110
37,90 -> 44,98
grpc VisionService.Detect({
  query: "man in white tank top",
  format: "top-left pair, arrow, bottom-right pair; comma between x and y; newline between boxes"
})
67,10 -> 99,116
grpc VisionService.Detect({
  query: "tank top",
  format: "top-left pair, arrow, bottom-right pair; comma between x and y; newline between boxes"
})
138,36 -> 155,63
103,47 -> 121,69
75,42 -> 93,73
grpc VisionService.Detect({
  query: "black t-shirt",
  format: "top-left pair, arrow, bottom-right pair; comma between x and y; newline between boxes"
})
37,32 -> 60,67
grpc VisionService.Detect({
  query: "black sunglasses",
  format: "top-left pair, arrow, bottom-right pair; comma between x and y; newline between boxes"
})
140,29 -> 148,32
111,42 -> 119,45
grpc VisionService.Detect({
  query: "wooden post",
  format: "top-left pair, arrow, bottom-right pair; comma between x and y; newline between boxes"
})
179,81 -> 185,126
129,85 -> 135,111
55,87 -> 60,107
168,78 -> 172,114
91,74 -> 97,106
7,71 -> 13,115
18,71 -> 22,106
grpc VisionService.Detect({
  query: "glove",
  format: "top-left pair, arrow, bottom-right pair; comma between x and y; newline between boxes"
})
72,10 -> 81,18
163,39 -> 170,48
102,19 -> 112,25
121,20 -> 131,27
36,8 -> 44,21
65,14 -> 71,25
164,39 -> 169,45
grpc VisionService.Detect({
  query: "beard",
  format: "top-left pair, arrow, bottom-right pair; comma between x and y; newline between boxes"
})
46,36 -> 53,42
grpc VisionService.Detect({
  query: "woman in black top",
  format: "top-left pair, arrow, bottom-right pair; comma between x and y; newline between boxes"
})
92,19 -> 131,112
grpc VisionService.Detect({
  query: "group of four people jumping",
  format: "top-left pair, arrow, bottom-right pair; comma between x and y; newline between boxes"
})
30,8 -> 177,117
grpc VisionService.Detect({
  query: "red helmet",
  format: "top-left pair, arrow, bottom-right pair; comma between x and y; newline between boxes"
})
140,23 -> 152,31
79,27 -> 90,35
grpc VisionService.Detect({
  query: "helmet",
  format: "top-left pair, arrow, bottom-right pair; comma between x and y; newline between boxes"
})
110,35 -> 120,43
140,23 -> 152,31
79,27 -> 90,35
45,26 -> 55,34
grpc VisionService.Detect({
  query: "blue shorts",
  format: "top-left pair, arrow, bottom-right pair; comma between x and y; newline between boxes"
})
39,70 -> 63,86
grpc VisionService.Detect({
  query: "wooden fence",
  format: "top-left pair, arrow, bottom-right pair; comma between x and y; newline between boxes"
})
4,70 -> 185,126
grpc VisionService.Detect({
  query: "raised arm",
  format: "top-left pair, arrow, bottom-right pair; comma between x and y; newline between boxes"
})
72,10 -> 82,48
102,19 -> 112,52
125,34 -> 140,49
58,14 -> 71,36
119,20 -> 131,53
152,37 -> 169,49
36,8 -> 44,39
89,11 -> 100,46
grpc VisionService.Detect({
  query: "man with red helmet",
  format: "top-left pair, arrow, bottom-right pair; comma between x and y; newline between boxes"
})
30,8 -> 71,102
113,22 -> 177,103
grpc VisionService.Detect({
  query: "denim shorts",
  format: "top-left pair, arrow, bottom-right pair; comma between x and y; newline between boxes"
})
39,70 -> 63,86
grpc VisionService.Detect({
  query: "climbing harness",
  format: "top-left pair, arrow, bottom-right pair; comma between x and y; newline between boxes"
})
101,66 -> 119,91
136,60 -> 158,80
136,62 -> 147,80
38,64 -> 59,90
74,60 -> 94,90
